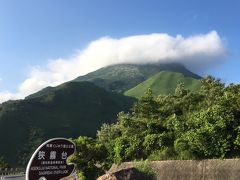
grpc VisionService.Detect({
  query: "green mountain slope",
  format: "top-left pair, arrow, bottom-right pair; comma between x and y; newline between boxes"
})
0,81 -> 135,166
0,63 -> 202,166
74,63 -> 201,93
125,71 -> 201,98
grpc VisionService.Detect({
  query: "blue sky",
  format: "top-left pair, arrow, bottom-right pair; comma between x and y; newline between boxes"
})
0,0 -> 240,101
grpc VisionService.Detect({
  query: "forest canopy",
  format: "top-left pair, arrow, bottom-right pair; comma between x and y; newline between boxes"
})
70,76 -> 240,179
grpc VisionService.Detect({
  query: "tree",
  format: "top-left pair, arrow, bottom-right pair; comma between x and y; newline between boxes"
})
69,136 -> 107,180
132,88 -> 159,119
72,77 -> 240,178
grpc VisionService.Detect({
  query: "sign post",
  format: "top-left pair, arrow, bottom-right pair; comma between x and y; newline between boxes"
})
26,138 -> 76,180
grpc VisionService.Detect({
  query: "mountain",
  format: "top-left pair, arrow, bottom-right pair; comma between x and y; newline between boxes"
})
74,63 -> 201,93
0,81 -> 135,166
0,62 -> 202,166
27,63 -> 201,98
125,71 -> 201,98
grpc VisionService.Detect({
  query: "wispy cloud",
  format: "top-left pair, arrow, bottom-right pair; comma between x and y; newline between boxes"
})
0,31 -> 226,103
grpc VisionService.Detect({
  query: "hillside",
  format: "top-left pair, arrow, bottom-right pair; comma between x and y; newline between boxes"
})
125,71 -> 201,98
0,81 -> 135,166
0,63 -> 202,167
74,63 -> 201,92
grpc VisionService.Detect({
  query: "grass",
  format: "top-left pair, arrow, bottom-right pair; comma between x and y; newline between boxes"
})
125,71 -> 201,99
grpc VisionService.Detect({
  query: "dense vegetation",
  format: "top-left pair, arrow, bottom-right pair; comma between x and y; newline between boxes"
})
0,81 -> 134,166
0,64 -> 239,180
0,63 -> 201,167
70,77 -> 240,179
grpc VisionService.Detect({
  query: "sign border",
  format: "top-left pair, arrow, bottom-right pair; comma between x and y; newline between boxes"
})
25,137 -> 76,180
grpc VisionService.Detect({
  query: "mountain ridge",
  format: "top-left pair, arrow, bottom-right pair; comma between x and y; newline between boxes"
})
26,63 -> 201,99
74,63 -> 201,92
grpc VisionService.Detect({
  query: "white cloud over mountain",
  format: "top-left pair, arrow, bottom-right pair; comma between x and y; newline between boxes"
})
0,31 -> 226,103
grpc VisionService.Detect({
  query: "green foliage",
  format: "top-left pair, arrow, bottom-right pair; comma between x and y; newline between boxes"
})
69,136 -> 107,180
148,147 -> 177,161
175,105 -> 234,158
95,76 -> 240,165
17,127 -> 45,166
0,81 -> 135,166
1,62 -> 240,180
113,135 -> 143,164
0,63 -> 201,167
69,76 -> 240,178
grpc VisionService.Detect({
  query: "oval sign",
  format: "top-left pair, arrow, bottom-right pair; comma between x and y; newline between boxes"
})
26,138 -> 76,180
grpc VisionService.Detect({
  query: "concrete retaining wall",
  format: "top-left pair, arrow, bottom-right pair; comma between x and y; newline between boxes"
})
109,159 -> 240,180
